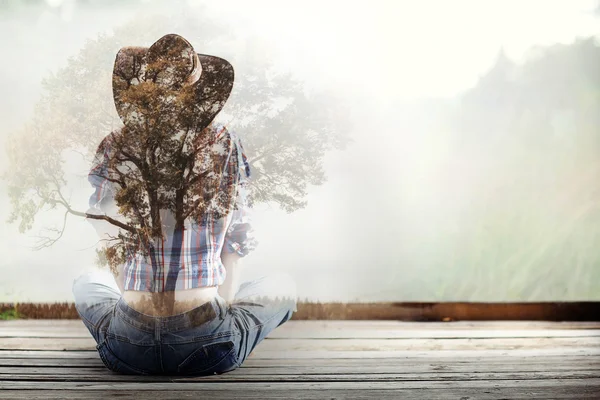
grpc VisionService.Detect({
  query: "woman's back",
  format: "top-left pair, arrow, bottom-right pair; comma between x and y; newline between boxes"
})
73,34 -> 295,376
87,123 -> 256,315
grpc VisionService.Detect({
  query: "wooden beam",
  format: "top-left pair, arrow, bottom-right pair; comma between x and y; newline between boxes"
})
2,302 -> 600,321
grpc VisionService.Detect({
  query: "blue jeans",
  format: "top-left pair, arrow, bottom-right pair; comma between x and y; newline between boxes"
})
72,270 -> 297,375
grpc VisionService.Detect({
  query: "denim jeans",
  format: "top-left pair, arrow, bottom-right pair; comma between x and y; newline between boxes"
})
72,270 -> 297,375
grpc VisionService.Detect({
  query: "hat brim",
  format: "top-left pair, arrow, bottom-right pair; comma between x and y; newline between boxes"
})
112,48 -> 234,132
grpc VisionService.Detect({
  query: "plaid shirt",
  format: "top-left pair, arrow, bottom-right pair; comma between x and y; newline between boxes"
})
87,124 -> 256,292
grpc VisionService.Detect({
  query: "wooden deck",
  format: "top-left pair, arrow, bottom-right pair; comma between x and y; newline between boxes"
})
0,320 -> 599,399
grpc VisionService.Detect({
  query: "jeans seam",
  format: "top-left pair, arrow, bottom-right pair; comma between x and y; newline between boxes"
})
165,330 -> 239,345
77,305 -> 114,341
115,309 -> 155,334
249,303 -> 294,331
177,341 -> 237,375
105,332 -> 155,346
97,340 -> 153,375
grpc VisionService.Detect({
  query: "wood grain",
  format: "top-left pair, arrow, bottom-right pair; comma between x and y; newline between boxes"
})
2,336 -> 600,352
1,320 -> 599,399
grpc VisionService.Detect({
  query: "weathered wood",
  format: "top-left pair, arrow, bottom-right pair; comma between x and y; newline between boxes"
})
2,379 -> 600,391
0,338 -> 95,350
3,361 -> 599,374
2,388 -> 600,400
4,319 -> 600,328
1,355 -> 598,370
0,321 -> 599,399
239,349 -> 600,358
2,336 -> 600,352
0,351 -> 97,359
3,328 -> 600,339
5,301 -> 600,321
1,355 -> 598,368
1,370 -> 599,382
2,348 -> 600,358
0,358 -> 104,367
3,320 -> 600,330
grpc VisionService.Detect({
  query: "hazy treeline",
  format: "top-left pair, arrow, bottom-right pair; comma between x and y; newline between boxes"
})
379,38 -> 600,300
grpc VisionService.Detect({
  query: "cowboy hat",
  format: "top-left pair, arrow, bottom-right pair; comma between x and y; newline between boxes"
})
112,33 -> 234,133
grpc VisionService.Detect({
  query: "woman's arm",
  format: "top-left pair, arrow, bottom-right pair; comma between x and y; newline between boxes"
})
114,263 -> 126,294
89,133 -> 127,294
216,129 -> 255,303
218,250 -> 244,303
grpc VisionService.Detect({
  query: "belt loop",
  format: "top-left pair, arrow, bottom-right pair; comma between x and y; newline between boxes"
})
154,318 -> 160,341
217,297 -> 227,320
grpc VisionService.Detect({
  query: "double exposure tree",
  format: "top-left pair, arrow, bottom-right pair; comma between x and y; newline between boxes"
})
3,6 -> 351,293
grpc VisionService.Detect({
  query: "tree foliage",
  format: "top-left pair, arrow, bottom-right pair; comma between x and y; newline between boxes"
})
4,7 -> 351,263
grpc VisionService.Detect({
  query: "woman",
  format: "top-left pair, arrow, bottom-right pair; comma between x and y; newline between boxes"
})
72,34 -> 296,376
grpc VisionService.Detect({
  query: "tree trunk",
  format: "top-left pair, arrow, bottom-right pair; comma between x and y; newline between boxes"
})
160,187 -> 185,315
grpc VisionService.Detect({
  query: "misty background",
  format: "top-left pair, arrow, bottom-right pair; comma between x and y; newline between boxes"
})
1,0 -> 599,302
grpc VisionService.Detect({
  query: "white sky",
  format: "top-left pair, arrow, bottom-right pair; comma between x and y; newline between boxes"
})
201,0 -> 599,100
0,0 -> 598,302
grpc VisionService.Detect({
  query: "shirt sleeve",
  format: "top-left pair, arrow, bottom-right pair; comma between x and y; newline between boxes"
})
223,133 -> 257,257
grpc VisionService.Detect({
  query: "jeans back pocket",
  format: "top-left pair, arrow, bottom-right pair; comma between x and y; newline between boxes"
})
177,340 -> 238,376
96,340 -> 153,375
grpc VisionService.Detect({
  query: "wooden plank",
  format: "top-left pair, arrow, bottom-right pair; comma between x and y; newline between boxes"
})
0,355 -> 598,368
0,351 -> 97,359
1,379 -> 599,391
2,389 -> 600,400
3,320 -> 600,331
2,336 -> 599,351
3,328 -> 600,339
1,321 -> 599,343
3,362 -> 599,375
270,320 -> 600,330
0,320 -> 80,327
5,319 -> 600,328
1,368 -> 599,382
232,349 -> 600,359
5,301 -> 600,321
271,336 -> 600,352
0,338 -> 96,350
2,388 -> 600,400
2,348 -> 600,359
1,355 -> 598,368
0,319 -> 597,399
0,358 -> 104,367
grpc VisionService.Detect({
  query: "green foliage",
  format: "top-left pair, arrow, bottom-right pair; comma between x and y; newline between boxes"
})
0,308 -> 20,320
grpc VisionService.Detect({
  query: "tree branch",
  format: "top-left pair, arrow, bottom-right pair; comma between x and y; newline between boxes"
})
31,210 -> 69,251
187,169 -> 211,186
82,211 -> 137,233
183,197 -> 204,220
48,194 -> 137,233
